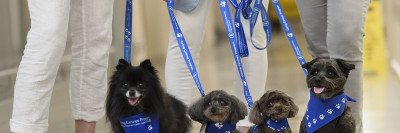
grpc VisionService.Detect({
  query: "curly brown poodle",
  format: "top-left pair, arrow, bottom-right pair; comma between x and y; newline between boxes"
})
249,90 -> 298,133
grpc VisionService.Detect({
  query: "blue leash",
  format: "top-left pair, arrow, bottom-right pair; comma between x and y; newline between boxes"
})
167,0 -> 205,97
270,0 -> 308,76
229,0 -> 251,57
123,0 -> 133,63
227,0 -> 272,57
219,0 -> 308,109
166,0 -> 307,109
249,0 -> 272,50
218,0 -> 254,108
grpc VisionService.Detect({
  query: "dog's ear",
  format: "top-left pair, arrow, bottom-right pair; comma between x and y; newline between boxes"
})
188,96 -> 208,123
287,97 -> 299,118
116,59 -> 130,70
140,59 -> 157,75
335,59 -> 355,78
228,95 -> 248,123
302,58 -> 319,70
249,101 -> 264,125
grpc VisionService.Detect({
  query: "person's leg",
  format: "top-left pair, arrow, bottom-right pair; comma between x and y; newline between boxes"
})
327,0 -> 370,132
9,0 -> 70,132
295,0 -> 328,58
235,0 -> 269,131
165,0 -> 210,106
69,0 -> 114,132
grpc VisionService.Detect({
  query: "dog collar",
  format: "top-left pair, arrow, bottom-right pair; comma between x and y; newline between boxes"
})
251,118 -> 289,133
206,121 -> 236,133
119,113 -> 160,133
305,90 -> 356,133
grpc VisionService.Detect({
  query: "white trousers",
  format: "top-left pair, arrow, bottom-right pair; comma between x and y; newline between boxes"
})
10,0 -> 114,132
165,0 -> 269,127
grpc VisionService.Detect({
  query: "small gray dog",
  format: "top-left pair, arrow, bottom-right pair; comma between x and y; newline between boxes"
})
300,58 -> 356,133
188,90 -> 248,133
249,90 -> 298,133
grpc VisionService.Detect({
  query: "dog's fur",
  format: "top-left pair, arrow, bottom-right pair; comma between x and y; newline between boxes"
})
188,90 -> 248,132
106,59 -> 191,133
248,90 -> 298,133
300,58 -> 356,133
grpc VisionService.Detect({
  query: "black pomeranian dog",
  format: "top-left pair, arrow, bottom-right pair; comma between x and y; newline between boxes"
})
106,59 -> 191,133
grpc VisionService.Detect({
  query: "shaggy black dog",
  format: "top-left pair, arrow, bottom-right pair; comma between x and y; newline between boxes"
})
106,59 -> 191,133
188,90 -> 248,133
249,90 -> 298,133
300,58 -> 356,133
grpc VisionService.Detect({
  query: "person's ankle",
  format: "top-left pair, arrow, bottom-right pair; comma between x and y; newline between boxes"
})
238,126 -> 250,133
75,120 -> 96,133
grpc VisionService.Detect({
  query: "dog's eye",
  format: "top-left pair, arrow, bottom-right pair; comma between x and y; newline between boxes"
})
137,83 -> 143,87
122,83 -> 128,88
328,72 -> 333,75
313,70 -> 318,75
220,101 -> 227,106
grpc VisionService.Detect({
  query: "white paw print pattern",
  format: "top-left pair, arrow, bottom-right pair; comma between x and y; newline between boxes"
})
287,33 -> 293,37
308,122 -> 312,127
342,98 -> 346,103
306,115 -> 309,120
148,125 -> 153,131
215,123 -> 223,129
327,109 -> 333,114
281,126 -> 287,130
176,33 -> 182,38
319,114 -> 325,120
235,23 -> 240,28
313,118 -> 317,124
335,103 -> 341,109
220,1 -> 226,7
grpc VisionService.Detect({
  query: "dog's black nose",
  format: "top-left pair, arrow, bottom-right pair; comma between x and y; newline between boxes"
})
128,91 -> 135,97
315,76 -> 323,83
211,108 -> 216,113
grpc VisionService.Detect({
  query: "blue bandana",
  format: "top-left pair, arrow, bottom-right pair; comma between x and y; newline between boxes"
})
305,90 -> 356,133
251,119 -> 290,133
119,114 -> 160,133
205,122 -> 236,133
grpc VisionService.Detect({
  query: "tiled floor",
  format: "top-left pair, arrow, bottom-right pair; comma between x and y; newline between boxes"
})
0,21 -> 399,133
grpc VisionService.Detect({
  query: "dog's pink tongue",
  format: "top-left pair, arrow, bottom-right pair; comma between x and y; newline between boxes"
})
128,98 -> 139,106
313,87 -> 325,94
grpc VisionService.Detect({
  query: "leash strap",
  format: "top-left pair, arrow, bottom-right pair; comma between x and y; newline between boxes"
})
249,0 -> 272,50
167,0 -> 205,97
124,0 -> 133,63
218,0 -> 253,108
229,0 -> 251,57
271,0 -> 307,75
229,0 -> 272,54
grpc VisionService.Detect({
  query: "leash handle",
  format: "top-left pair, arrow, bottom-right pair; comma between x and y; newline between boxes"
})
271,0 -> 308,76
249,0 -> 272,50
167,0 -> 205,97
232,0 -> 251,57
124,0 -> 133,63
218,0 -> 253,108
